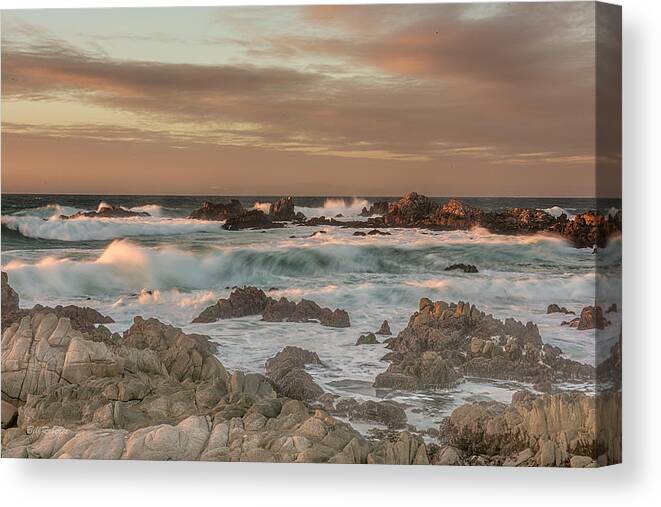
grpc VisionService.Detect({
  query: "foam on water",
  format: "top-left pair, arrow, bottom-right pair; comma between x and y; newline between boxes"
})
296,197 -> 370,218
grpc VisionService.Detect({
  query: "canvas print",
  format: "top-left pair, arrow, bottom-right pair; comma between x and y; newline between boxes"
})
1,2 -> 621,466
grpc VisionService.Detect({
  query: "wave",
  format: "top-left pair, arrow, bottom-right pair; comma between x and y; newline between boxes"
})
296,197 -> 370,218
3,237 -> 592,298
12,203 -> 84,220
541,206 -> 575,219
251,202 -> 272,213
1,215 -> 223,241
128,204 -> 165,217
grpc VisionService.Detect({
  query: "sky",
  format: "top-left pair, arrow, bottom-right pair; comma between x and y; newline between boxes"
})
1,2 -> 621,196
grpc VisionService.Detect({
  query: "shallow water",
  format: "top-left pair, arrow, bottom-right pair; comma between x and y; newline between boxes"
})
1,194 -> 622,432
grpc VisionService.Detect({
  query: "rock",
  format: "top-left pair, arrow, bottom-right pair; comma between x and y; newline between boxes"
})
265,346 -> 324,402
606,303 -> 618,314
1,271 -> 20,329
431,444 -> 463,465
574,306 -> 610,330
375,351 -> 457,391
359,201 -> 389,217
376,320 -> 392,336
268,197 -> 296,221
551,211 -> 621,248
378,298 -> 593,389
570,455 -> 595,468
444,263 -> 479,273
355,333 -> 379,345
1,400 -> 18,428
546,304 -> 575,315
441,390 -> 605,466
367,431 -> 429,465
29,304 -> 114,334
367,229 -> 391,236
64,204 -> 149,220
193,287 -> 274,323
353,231 -> 366,237
383,192 -> 438,226
223,209 -> 284,230
188,199 -> 244,220
322,397 -> 407,430
193,288 -> 350,328
335,213 -> 343,218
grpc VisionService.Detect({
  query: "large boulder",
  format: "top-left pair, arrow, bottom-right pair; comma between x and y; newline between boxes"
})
367,431 -> 429,465
440,390 -> 610,466
193,287 -> 274,323
551,211 -> 621,248
265,346 -> 324,402
64,203 -> 149,220
383,192 -> 437,226
223,209 -> 284,230
268,197 -> 296,221
188,200 -> 244,220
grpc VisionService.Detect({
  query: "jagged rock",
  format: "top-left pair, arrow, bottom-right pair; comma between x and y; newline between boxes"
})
317,395 -> 407,430
606,303 -> 618,314
430,444 -> 464,465
268,197 -> 296,221
360,201 -> 389,217
376,320 -> 392,336
265,346 -> 324,402
547,304 -> 574,315
193,287 -> 273,323
223,209 -> 284,230
383,192 -> 438,226
374,351 -> 457,390
355,333 -> 379,345
367,431 -> 429,464
188,200 -> 244,220
551,211 -> 621,248
1,400 -> 18,429
377,298 -> 593,390
367,229 -> 391,236
64,204 -> 149,220
440,390 -> 607,466
444,263 -> 479,273
353,231 -> 366,237
1,271 -> 20,328
193,288 -> 350,328
562,306 -> 610,330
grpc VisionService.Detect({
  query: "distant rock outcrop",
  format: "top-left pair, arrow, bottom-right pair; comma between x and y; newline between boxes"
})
188,199 -> 244,221
192,287 -> 350,328
268,196 -> 296,221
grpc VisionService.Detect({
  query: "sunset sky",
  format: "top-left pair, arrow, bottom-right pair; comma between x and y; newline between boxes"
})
1,2 -> 621,196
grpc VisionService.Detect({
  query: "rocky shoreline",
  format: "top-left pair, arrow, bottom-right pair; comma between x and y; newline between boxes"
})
185,192 -> 621,249
1,273 -> 620,465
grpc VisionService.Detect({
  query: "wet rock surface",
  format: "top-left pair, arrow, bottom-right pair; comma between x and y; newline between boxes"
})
375,298 -> 594,390
63,204 -> 149,220
268,196 -> 296,221
444,263 -> 478,273
562,305 -> 610,330
223,209 -> 284,230
193,287 -> 350,328
188,199 -> 244,221
355,333 -> 379,345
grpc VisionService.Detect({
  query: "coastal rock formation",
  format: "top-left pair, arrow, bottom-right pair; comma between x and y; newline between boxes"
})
480,208 -> 557,235
562,305 -> 610,330
193,286 -> 272,323
188,200 -> 244,221
316,394 -> 407,430
367,431 -> 430,465
2,272 -> 114,334
431,199 -> 483,229
376,320 -> 392,336
550,211 -> 622,249
383,192 -> 437,226
1,272 -> 20,329
2,313 -> 372,463
265,346 -> 324,402
376,298 -> 593,391
360,201 -> 389,217
223,209 -> 284,230
444,263 -> 479,273
268,196 -> 296,221
63,204 -> 149,219
439,390 -> 616,466
356,333 -> 379,345
193,288 -> 351,328
547,304 -> 574,315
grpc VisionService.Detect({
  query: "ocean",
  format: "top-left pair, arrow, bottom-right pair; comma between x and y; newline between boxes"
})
0,194 -> 622,433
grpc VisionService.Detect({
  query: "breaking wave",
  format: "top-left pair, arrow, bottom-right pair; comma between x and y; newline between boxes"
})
3,237 -> 593,298
1,215 -> 222,241
296,197 -> 370,218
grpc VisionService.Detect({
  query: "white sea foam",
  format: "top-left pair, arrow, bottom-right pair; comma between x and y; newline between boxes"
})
541,206 -> 575,219
251,202 -> 272,213
296,197 -> 370,218
1,215 -> 222,241
129,204 -> 165,216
